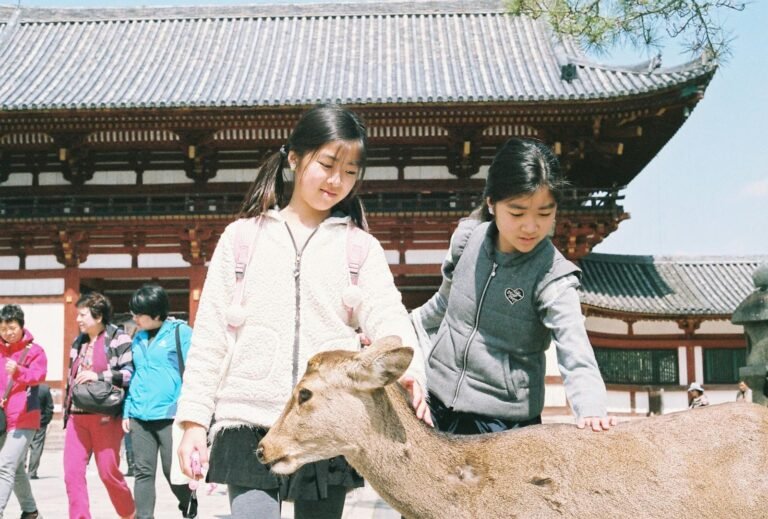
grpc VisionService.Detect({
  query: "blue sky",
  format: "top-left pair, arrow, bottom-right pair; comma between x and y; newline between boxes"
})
12,0 -> 768,257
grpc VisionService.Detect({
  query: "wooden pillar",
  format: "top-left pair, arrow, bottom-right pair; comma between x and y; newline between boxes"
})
188,265 -> 206,327
685,345 -> 696,386
63,267 -> 80,380
677,319 -> 701,385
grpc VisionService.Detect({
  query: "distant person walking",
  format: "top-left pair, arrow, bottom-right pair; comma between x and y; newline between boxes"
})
25,383 -> 53,480
0,304 -> 48,519
63,292 -> 135,519
122,284 -> 195,518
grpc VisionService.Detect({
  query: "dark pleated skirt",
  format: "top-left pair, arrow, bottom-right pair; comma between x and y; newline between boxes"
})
207,425 -> 364,501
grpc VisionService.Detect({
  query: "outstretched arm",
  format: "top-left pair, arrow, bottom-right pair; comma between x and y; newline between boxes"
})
540,275 -> 615,432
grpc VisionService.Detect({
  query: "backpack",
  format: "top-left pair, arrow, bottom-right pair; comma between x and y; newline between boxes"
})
224,217 -> 371,330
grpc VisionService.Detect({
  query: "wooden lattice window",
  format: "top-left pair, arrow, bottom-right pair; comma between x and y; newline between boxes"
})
703,348 -> 747,385
593,348 -> 679,385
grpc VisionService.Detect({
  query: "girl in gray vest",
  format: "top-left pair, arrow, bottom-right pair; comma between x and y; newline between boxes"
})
413,138 -> 615,434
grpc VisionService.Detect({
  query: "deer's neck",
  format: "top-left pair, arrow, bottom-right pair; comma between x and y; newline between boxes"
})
345,384 -> 483,519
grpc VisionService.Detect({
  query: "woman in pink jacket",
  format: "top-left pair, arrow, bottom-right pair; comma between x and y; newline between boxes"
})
0,304 -> 48,519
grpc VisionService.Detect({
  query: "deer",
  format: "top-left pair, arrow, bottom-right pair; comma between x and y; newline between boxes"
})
258,336 -> 768,518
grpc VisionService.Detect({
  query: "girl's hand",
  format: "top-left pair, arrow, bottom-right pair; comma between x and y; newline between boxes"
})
399,376 -> 434,427
74,369 -> 98,385
4,360 -> 17,376
122,418 -> 131,433
178,422 -> 209,480
577,415 -> 618,432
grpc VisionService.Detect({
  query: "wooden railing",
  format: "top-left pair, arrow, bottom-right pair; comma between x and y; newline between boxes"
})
0,187 -> 624,220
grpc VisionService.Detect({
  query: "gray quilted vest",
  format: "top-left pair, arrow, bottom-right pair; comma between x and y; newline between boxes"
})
427,221 -> 580,421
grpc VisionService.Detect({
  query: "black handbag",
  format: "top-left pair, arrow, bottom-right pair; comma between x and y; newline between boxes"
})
71,380 -> 125,416
0,345 -> 32,435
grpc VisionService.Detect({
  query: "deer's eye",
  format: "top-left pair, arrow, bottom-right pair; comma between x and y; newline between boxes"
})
298,388 -> 313,405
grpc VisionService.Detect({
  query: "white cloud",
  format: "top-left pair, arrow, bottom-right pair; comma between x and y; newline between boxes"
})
739,177 -> 768,198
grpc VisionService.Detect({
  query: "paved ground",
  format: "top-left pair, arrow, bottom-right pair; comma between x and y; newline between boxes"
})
3,446 -> 399,519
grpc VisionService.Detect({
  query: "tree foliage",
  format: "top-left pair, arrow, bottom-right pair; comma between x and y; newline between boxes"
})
507,0 -> 747,61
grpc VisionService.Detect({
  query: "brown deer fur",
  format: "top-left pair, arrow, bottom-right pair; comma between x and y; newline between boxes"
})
258,336 -> 768,518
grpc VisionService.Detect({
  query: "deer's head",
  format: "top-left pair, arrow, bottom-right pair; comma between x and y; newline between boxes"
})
257,336 -> 414,474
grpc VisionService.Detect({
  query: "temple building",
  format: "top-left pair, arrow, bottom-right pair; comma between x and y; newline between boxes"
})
1,0 -> 753,414
543,254 -> 766,415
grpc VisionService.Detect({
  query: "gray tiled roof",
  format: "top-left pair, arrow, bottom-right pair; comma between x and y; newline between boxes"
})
0,1 -> 715,111
578,254 -> 768,317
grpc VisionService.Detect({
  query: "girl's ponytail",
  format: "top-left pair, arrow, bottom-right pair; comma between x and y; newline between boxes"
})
468,202 -> 492,222
239,150 -> 288,218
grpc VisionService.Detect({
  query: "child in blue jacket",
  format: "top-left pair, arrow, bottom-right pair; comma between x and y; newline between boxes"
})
123,284 -> 196,518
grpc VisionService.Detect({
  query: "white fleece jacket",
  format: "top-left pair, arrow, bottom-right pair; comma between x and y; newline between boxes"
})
176,210 -> 426,432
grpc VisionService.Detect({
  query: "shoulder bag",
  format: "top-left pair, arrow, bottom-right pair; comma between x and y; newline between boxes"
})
70,330 -> 125,416
71,380 -> 124,416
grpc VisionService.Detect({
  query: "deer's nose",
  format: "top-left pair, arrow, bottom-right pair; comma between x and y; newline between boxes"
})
256,445 -> 266,463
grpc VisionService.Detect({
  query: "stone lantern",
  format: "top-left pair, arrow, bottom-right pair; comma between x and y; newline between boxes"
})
732,263 -> 768,405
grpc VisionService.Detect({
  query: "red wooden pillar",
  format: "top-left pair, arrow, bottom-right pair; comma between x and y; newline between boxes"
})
677,320 -> 701,386
62,267 -> 80,380
685,345 -> 696,386
188,264 -> 206,327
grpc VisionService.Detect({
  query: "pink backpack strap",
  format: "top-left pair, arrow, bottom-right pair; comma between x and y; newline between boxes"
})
345,222 -> 371,323
227,217 -> 262,329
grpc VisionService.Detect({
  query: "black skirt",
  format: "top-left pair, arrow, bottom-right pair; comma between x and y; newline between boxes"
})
207,425 -> 364,501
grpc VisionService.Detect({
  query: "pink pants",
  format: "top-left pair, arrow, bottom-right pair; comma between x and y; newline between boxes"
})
64,414 -> 135,519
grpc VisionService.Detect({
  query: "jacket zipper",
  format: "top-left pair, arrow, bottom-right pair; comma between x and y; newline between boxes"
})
450,261 -> 497,406
284,223 -> 320,387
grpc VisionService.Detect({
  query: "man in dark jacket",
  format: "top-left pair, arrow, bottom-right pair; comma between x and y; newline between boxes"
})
26,383 -> 53,479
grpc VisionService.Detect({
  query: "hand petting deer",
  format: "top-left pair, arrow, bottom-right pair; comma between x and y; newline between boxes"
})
259,336 -> 768,519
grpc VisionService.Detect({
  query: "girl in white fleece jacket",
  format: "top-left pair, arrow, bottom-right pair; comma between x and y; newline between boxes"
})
175,105 -> 428,519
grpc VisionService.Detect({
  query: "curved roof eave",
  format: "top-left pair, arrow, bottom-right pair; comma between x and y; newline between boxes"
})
577,253 -> 768,318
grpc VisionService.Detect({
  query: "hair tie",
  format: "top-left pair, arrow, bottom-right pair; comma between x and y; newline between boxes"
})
279,145 -> 288,158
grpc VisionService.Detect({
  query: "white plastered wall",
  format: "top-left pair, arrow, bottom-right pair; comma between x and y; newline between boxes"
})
0,279 -> 66,386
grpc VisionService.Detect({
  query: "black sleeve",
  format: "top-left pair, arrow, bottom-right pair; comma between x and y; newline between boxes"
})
40,384 -> 54,426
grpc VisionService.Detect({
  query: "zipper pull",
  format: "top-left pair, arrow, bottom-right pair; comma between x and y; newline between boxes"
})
294,255 -> 301,278
491,262 -> 498,276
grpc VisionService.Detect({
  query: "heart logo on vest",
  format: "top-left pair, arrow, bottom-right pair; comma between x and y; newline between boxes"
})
505,288 -> 525,305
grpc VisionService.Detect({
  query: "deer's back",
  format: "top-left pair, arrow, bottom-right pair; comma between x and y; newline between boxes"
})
442,403 -> 768,518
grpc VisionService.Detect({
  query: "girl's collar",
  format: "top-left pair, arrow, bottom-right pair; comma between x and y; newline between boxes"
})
263,208 -> 350,227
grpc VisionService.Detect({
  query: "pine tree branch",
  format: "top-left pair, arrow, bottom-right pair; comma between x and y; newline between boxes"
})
507,0 -> 747,61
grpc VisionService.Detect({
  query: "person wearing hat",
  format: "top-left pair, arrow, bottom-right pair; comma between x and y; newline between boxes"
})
735,380 -> 753,403
688,382 -> 710,408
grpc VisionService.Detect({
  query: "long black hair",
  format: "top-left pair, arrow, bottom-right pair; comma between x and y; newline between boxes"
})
471,138 -> 569,221
239,104 -> 369,230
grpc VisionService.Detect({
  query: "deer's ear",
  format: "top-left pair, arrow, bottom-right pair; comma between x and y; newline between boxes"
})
350,345 -> 414,390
